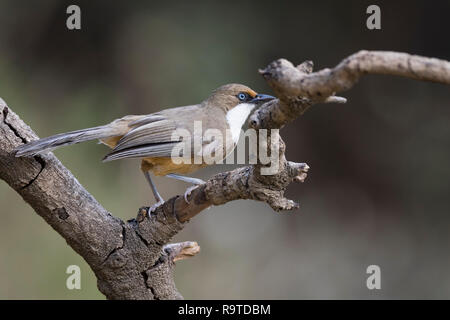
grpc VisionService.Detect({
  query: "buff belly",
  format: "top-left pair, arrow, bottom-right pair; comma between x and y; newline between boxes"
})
141,157 -> 207,176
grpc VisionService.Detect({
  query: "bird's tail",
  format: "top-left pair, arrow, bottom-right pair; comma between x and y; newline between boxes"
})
14,125 -> 120,157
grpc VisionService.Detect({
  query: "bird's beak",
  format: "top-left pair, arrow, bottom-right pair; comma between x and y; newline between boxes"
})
250,94 -> 275,104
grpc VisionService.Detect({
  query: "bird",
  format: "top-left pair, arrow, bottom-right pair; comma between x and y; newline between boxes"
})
14,84 -> 275,210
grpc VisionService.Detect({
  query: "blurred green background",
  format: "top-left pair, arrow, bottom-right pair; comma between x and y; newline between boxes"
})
0,0 -> 449,299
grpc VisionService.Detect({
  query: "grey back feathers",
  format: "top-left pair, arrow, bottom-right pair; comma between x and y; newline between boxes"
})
128,114 -> 166,127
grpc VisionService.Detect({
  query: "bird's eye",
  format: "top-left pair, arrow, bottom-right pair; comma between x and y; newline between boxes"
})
238,93 -> 247,101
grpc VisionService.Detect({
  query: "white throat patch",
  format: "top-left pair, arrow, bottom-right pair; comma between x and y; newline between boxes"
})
226,103 -> 256,144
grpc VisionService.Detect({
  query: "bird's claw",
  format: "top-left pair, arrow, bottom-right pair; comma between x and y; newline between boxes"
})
184,185 -> 199,204
149,200 -> 164,213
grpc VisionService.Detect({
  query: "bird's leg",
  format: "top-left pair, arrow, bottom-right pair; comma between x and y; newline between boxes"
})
165,174 -> 205,203
143,171 -> 164,212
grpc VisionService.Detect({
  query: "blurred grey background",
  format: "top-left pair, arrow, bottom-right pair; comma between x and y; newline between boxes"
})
0,0 -> 449,299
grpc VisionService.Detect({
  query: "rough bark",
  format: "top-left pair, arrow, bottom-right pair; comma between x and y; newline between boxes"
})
0,51 -> 448,299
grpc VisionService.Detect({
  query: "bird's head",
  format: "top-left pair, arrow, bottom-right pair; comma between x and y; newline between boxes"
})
203,84 -> 275,143
204,83 -> 275,112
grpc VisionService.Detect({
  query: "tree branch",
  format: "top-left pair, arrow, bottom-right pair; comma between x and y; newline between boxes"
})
0,50 -> 448,299
260,50 -> 450,101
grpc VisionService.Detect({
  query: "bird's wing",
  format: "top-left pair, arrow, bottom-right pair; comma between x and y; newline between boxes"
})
102,117 -> 180,161
102,143 -> 180,161
113,119 -> 179,151
102,106 -> 202,162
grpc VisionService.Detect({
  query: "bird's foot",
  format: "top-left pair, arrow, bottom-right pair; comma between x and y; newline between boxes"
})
184,185 -> 199,204
149,200 -> 165,213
